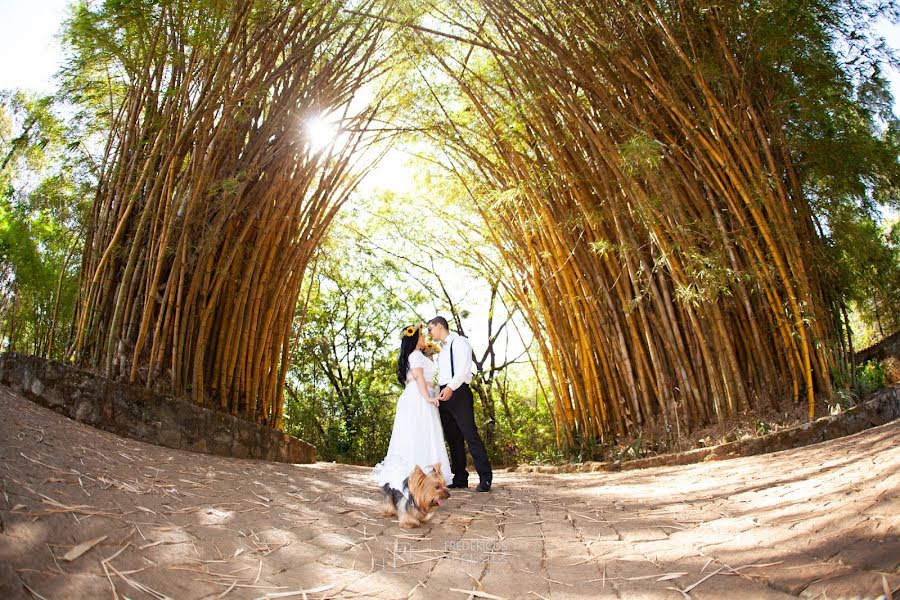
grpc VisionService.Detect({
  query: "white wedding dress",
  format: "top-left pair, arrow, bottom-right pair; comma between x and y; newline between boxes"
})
371,350 -> 452,491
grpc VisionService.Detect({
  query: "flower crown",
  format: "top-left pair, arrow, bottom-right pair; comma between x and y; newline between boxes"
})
403,323 -> 423,338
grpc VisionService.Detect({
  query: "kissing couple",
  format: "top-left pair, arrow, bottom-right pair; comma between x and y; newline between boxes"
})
371,317 -> 493,526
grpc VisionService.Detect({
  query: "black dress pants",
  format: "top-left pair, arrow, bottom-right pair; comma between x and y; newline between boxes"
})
438,383 -> 492,486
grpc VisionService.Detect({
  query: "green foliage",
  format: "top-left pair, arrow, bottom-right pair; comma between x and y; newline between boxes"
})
618,133 -> 664,175
282,176 -> 554,465
281,218 -> 429,464
0,91 -> 91,358
477,366 -> 556,465
829,358 -> 887,413
741,0 -> 900,339
828,387 -> 857,414
753,418 -> 771,436
830,213 -> 900,343
855,359 -> 887,395
745,0 -> 900,209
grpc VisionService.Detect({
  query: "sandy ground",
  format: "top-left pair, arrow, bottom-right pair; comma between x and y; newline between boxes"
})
1,386 -> 898,599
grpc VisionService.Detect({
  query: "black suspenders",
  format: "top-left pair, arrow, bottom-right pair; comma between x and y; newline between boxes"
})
449,338 -> 455,378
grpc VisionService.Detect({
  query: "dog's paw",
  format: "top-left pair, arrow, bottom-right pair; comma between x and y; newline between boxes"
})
382,508 -> 397,517
420,511 -> 436,523
399,517 -> 419,529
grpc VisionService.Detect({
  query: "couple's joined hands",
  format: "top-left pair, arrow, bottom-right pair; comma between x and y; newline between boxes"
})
423,387 -> 452,407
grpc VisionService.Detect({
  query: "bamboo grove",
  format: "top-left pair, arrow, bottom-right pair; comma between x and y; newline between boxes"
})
70,0 -> 394,427
421,0 -> 848,449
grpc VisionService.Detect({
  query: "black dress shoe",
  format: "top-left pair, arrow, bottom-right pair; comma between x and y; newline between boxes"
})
447,482 -> 468,489
475,481 -> 491,492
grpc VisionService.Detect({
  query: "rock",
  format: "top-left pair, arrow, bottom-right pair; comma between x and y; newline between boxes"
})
29,378 -> 44,397
75,399 -> 99,424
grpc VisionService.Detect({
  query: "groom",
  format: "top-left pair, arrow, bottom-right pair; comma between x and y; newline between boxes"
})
427,317 -> 492,492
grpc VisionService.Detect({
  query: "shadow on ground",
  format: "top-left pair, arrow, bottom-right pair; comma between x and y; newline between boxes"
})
1,386 -> 897,599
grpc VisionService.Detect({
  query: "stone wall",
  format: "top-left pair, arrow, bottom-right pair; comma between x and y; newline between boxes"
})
519,384 -> 900,473
855,329 -> 900,364
0,353 -> 315,464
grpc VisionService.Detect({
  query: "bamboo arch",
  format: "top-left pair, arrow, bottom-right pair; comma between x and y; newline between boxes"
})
420,0 -> 843,449
71,0 -> 392,428
72,0 -> 846,446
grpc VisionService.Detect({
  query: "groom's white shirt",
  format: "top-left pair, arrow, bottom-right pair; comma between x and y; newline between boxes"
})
437,332 -> 473,390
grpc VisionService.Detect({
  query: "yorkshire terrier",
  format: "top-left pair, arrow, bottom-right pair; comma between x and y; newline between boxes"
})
381,464 -> 450,528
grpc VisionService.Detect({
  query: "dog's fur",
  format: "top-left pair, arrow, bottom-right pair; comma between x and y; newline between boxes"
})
381,464 -> 450,528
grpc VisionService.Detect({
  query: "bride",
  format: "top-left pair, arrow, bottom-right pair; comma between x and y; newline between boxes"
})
371,323 -> 452,490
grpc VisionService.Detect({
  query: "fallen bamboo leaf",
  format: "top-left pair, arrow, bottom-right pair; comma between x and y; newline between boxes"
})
625,573 -> 675,581
63,535 -> 108,561
250,490 -> 272,503
449,589 -> 508,600
730,561 -> 784,571
667,586 -> 692,600
214,581 -> 237,599
681,566 -> 725,594
253,584 -> 333,599
106,561 -> 171,600
101,558 -> 119,600
657,573 -> 688,581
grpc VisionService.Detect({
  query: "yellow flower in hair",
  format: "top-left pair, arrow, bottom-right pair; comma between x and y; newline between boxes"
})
403,325 -> 417,337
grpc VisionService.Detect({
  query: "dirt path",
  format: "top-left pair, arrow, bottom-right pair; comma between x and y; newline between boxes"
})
1,386 -> 898,599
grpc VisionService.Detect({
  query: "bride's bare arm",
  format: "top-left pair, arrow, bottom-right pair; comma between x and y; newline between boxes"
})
412,368 -> 438,406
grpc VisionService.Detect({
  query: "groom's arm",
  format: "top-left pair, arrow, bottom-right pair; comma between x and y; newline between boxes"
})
447,336 -> 474,391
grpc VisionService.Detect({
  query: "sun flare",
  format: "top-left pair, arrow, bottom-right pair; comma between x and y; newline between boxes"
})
304,115 -> 339,152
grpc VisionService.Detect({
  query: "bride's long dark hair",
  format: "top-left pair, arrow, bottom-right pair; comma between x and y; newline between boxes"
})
396,326 -> 421,386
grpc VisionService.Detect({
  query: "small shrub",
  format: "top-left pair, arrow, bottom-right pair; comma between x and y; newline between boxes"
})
753,418 -> 771,435
828,388 -> 857,415
855,360 -> 887,396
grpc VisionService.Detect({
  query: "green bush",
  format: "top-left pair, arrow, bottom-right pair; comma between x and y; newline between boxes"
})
855,360 -> 887,396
